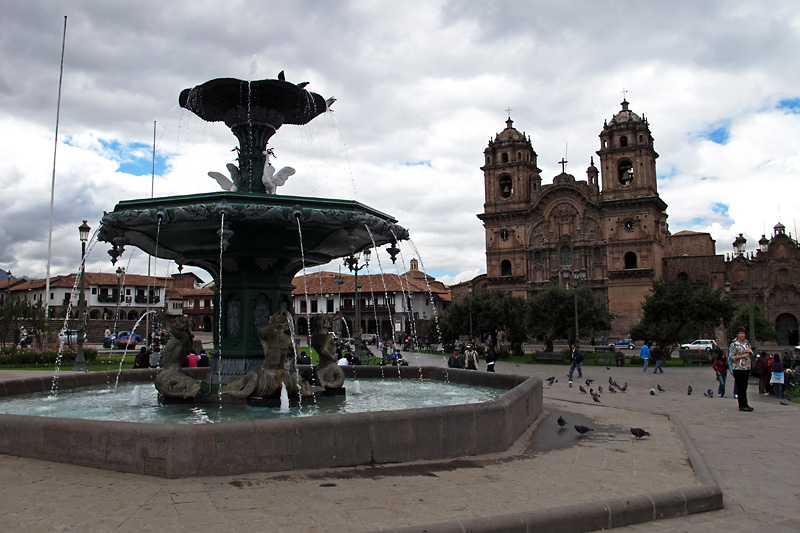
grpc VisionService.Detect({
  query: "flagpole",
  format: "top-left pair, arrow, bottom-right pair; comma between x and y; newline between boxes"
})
45,15 -> 68,318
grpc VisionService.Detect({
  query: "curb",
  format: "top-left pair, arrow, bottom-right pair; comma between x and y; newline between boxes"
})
379,414 -> 723,533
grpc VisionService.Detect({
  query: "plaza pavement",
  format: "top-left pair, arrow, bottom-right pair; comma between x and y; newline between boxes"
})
0,352 -> 797,532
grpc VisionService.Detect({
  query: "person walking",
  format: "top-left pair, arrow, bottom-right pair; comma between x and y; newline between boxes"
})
770,353 -> 785,399
568,342 -> 583,381
755,352 -> 770,395
485,343 -> 496,372
651,343 -> 664,374
712,351 -> 728,397
640,341 -> 651,373
728,327 -> 754,412
464,344 -> 479,370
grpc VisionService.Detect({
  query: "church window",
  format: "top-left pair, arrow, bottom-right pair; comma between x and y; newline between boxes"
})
517,151 -> 521,160
617,160 -> 634,185
499,175 -> 513,198
500,260 -> 512,276
624,252 -> 637,269
534,251 -> 543,264
560,246 -> 572,266
639,135 -> 643,143
486,156 -> 491,165
502,153 -> 509,163
620,136 -> 628,147
677,272 -> 689,282
593,247 -> 601,262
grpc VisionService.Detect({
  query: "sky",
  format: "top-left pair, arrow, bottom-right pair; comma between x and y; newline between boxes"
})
2,0 -> 800,286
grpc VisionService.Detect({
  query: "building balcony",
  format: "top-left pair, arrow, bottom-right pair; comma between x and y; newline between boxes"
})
134,295 -> 161,304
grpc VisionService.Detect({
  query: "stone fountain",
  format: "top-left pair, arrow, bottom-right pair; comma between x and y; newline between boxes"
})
0,73 -> 543,478
97,74 -> 409,402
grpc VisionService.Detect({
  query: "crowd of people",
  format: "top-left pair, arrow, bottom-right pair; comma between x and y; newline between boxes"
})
447,336 -> 497,372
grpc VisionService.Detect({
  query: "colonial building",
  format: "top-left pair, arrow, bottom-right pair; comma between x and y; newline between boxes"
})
478,101 -> 668,334
290,259 -> 450,343
477,100 -> 800,343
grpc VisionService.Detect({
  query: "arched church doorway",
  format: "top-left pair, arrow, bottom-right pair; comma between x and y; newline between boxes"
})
775,313 -> 798,346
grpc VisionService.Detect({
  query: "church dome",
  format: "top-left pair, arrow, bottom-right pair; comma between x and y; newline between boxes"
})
495,117 -> 527,142
609,100 -> 642,125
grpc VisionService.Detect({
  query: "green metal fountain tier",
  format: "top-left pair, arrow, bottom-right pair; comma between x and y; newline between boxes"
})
98,191 -> 408,359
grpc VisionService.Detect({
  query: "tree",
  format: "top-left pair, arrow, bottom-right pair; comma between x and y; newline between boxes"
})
731,305 -> 776,344
439,290 -> 529,354
526,286 -> 612,351
630,281 -> 736,354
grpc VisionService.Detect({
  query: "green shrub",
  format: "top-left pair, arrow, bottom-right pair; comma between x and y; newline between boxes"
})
0,346 -> 98,366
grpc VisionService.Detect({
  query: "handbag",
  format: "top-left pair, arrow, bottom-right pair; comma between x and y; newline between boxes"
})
770,372 -> 784,384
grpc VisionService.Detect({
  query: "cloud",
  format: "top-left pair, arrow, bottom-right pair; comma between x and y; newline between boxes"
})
1,0 -> 800,285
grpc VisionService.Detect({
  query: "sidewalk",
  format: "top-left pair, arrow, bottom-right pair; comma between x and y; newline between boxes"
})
1,354 -> 797,532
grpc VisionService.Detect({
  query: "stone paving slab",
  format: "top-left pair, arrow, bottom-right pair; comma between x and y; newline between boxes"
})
2,356 -> 794,532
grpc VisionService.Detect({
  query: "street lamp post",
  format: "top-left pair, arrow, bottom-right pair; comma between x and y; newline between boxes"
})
468,284 -> 473,341
73,220 -> 91,372
344,249 -> 370,337
733,234 -> 757,344
563,268 -> 587,345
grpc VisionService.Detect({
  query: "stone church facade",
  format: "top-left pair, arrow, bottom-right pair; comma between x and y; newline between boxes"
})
477,100 -> 800,343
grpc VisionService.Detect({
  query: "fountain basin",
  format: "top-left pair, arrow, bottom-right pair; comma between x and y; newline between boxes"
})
0,367 -> 542,478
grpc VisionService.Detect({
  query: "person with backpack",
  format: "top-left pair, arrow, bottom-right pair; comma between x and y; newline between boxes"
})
464,344 -> 479,370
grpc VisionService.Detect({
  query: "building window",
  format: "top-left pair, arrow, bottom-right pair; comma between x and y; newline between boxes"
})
560,246 -> 572,266
500,260 -> 512,276
517,151 -> 521,160
300,300 -> 307,313
620,136 -> 628,147
502,153 -> 509,163
624,252 -> 638,269
327,299 -> 334,312
486,156 -> 491,165
499,175 -> 513,198
593,247 -> 602,262
311,300 -> 318,313
91,287 -> 97,294
534,251 -> 543,264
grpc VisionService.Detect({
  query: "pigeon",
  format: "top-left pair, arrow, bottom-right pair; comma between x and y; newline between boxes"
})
592,394 -> 601,403
657,384 -> 665,392
620,383 -> 628,392
650,389 -> 656,395
608,386 -> 617,393
608,377 -> 614,385
598,386 -> 603,394
704,389 -> 714,397
780,401 -> 789,406
585,378 -> 594,386
574,425 -> 593,435
589,388 -> 595,395
687,385 -> 693,395
579,385 -> 587,394
546,376 -> 556,385
630,427 -> 650,439
568,381 -> 573,388
557,415 -> 567,427
606,366 -> 611,370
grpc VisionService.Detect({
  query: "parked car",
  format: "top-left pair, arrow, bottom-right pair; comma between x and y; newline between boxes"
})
360,333 -> 374,344
680,339 -> 717,352
110,331 -> 142,344
609,338 -> 635,350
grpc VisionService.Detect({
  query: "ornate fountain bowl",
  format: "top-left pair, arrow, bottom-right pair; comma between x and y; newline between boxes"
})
98,191 -> 408,364
179,77 -> 329,129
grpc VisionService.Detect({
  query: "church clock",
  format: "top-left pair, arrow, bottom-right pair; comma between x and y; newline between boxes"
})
622,218 -> 635,232
500,229 -> 510,241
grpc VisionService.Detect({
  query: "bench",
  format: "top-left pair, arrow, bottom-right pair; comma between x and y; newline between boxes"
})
534,351 -> 568,364
679,349 -> 712,366
594,348 -> 616,366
